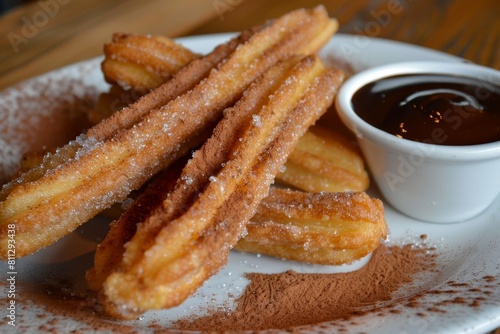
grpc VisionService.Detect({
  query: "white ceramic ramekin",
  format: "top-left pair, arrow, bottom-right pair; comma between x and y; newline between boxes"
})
335,61 -> 500,223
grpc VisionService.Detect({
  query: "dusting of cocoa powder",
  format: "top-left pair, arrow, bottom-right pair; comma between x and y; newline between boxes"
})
175,243 -> 437,331
5,240 -> 499,333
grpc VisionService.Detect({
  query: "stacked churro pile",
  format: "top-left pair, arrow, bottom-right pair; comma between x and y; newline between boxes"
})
0,6 -> 387,320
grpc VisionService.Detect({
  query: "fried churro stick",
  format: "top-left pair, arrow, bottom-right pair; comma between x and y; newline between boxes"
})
235,188 -> 387,265
0,6 -> 337,259
98,55 -> 343,319
276,125 -> 370,192
86,158 -> 187,291
102,33 -> 199,91
95,32 -> 369,192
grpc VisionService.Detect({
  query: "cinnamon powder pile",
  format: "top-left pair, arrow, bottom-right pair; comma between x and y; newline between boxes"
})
175,243 -> 437,331
8,241 -> 498,333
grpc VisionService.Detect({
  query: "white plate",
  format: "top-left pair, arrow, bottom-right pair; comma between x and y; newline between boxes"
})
1,33 -> 499,334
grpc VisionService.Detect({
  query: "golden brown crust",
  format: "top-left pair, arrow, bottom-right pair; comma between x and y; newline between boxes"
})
276,125 -> 370,192
235,188 -> 388,265
85,158 -> 186,291
93,26 -> 366,194
0,6 -> 336,260
0,22 -> 256,200
102,33 -> 200,91
98,55 -> 343,319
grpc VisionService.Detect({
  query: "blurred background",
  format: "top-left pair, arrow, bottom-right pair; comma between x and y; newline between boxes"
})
0,1 -> 499,333
1,0 -> 499,89
1,0 -> 32,14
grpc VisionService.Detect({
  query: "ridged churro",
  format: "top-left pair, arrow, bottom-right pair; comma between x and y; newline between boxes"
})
86,158 -> 187,292
0,6 -> 337,259
87,34 -> 200,124
276,125 -> 370,192
94,32 -> 369,193
235,188 -> 387,265
97,54 -> 343,319
102,33 -> 199,91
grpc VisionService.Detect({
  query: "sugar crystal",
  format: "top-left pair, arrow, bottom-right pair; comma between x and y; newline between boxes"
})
252,114 -> 262,127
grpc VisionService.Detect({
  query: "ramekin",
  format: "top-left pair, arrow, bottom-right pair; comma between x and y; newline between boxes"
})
335,61 -> 500,223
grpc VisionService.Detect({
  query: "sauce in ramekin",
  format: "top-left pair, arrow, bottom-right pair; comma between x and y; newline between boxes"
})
352,74 -> 500,145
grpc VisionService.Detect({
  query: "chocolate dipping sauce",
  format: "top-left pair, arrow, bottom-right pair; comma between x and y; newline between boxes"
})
351,74 -> 500,145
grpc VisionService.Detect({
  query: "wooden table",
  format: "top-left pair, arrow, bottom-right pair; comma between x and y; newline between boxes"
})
0,1 -> 499,333
0,0 -> 498,91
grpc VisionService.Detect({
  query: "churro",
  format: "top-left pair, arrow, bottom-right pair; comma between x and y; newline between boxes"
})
88,34 -> 200,123
235,188 -> 387,265
102,33 -> 199,91
86,158 -> 187,291
94,32 -> 369,193
276,125 -> 370,192
0,6 -> 337,259
97,54 -> 343,319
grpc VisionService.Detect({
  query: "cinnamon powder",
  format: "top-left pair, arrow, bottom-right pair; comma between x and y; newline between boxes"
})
7,242 -> 499,333
175,243 -> 437,331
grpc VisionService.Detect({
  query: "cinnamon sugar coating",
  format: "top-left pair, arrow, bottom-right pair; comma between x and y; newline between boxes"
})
98,54 -> 342,319
0,6 -> 336,260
